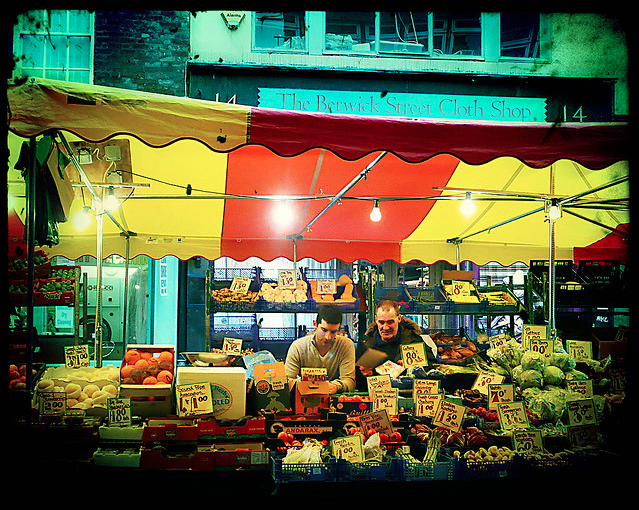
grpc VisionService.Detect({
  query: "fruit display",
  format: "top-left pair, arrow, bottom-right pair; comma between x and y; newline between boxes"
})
120,348 -> 175,385
259,279 -> 309,303
211,287 -> 259,304
8,364 -> 38,390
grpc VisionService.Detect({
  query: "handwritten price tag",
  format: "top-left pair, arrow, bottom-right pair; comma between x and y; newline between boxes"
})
107,397 -> 132,426
497,401 -> 528,431
317,278 -> 336,295
433,399 -> 466,432
513,430 -> 544,456
471,371 -> 505,395
301,367 -> 327,383
401,342 -> 428,368
567,380 -> 593,398
229,276 -> 251,294
488,383 -> 514,410
223,337 -> 242,355
530,339 -> 553,358
359,409 -> 394,436
489,333 -> 508,350
415,394 -> 442,418
522,324 -> 547,350
331,435 -> 364,463
176,382 -> 213,417
372,388 -> 398,415
278,270 -> 296,290
451,280 -> 471,296
566,340 -> 593,362
413,379 -> 440,399
366,374 -> 392,394
566,398 -> 597,426
567,424 -> 599,449
65,344 -> 90,368
39,392 -> 67,416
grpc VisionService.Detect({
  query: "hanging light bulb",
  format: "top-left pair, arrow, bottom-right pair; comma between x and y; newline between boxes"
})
370,200 -> 382,222
103,186 -> 120,212
273,199 -> 294,230
73,205 -> 92,230
460,192 -> 475,216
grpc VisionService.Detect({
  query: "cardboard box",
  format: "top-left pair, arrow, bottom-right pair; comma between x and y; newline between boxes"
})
212,442 -> 270,468
197,416 -> 266,440
143,417 -> 198,443
251,362 -> 293,414
295,381 -> 330,415
176,366 -> 247,420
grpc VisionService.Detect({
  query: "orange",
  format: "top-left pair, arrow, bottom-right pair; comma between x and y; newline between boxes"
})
158,351 -> 173,364
157,370 -> 173,384
134,358 -> 149,369
147,356 -> 160,365
120,364 -> 133,378
124,349 -> 141,364
140,351 -> 153,361
143,376 -> 157,385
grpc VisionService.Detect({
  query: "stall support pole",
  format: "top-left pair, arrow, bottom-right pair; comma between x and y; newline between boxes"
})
94,193 -> 104,367
548,213 -> 556,339
25,137 -> 37,415
122,234 -> 130,347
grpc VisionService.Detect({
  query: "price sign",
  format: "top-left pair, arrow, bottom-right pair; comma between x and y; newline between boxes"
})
331,435 -> 364,463
567,380 -> 593,399
278,269 -> 296,290
107,397 -> 132,426
301,367 -> 328,383
471,371 -> 505,395
489,333 -> 508,350
229,276 -> 251,294
64,344 -> 90,368
176,382 -> 213,417
567,424 -> 599,449
451,280 -> 471,297
513,430 -> 544,456
488,383 -> 515,410
359,409 -> 394,436
316,278 -> 336,295
366,374 -> 392,395
401,342 -> 428,368
433,399 -> 466,432
223,337 -> 242,355
413,379 -> 440,399
566,340 -> 593,362
497,401 -> 529,431
372,388 -> 398,415
530,339 -> 553,358
566,398 -> 597,426
39,392 -> 66,416
415,394 -> 442,418
522,324 -> 547,350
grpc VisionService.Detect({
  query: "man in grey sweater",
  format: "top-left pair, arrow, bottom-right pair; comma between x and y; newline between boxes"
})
285,304 -> 356,394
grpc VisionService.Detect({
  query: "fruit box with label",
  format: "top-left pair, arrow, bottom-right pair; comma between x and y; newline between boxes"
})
330,393 -> 373,416
143,417 -> 198,443
250,362 -> 294,415
295,381 -> 331,415
119,344 -> 175,418
175,366 -> 247,420
140,444 -> 214,471
212,442 -> 270,469
197,416 -> 266,441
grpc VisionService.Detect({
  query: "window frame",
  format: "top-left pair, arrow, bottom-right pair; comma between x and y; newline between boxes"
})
12,9 -> 94,84
251,11 -> 309,54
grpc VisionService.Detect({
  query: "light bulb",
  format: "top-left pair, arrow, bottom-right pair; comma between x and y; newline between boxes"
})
103,186 -> 120,212
460,192 -> 475,216
273,200 -> 294,230
370,200 -> 382,222
73,206 -> 92,230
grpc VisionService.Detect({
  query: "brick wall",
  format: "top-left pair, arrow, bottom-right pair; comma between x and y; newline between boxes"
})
93,10 -> 190,95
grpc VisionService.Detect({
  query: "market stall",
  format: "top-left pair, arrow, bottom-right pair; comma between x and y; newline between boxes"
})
7,77 -> 630,486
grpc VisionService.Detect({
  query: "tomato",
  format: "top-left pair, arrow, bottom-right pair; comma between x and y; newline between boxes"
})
277,431 -> 288,442
390,431 -> 402,442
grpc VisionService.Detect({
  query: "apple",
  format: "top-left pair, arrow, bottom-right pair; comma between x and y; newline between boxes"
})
379,433 -> 389,443
390,431 -> 402,442
277,431 -> 289,442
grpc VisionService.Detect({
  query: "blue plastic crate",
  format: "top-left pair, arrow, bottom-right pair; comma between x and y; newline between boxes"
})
454,456 -> 521,480
271,456 -> 339,483
336,457 -> 402,482
399,458 -> 455,481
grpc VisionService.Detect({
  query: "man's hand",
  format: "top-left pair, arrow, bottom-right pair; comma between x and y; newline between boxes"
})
328,382 -> 339,394
358,366 -> 374,377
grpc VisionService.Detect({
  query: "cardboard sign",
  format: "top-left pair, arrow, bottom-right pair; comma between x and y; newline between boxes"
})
497,401 -> 528,431
489,333 -> 508,350
522,324 -> 547,349
230,276 -> 251,294
413,379 -> 440,399
301,367 -> 328,383
331,435 -> 364,463
371,388 -> 398,415
223,337 -> 243,355
366,374 -> 392,394
400,342 -> 428,368
176,382 -> 213,417
316,278 -> 336,295
529,339 -> 553,358
64,344 -> 90,368
513,430 -> 544,456
278,269 -> 296,290
488,383 -> 515,410
107,397 -> 132,426
415,394 -> 442,418
566,340 -> 593,362
253,362 -> 292,414
432,399 -> 466,432
295,381 -> 330,415
359,409 -> 394,436
567,380 -> 594,399
39,392 -> 66,416
471,371 -> 505,396
566,398 -> 597,426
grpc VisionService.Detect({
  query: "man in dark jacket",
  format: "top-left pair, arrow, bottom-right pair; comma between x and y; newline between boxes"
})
355,299 -> 435,390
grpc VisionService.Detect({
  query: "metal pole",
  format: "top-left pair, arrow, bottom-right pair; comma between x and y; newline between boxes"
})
548,211 -> 556,337
94,193 -> 104,367
123,235 -> 130,348
25,137 -> 37,413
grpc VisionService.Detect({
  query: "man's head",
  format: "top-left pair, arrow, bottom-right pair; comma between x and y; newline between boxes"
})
313,304 -> 343,346
375,300 -> 401,342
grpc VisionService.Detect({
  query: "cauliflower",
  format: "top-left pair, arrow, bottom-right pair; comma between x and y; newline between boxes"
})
543,365 -> 565,387
549,352 -> 576,372
521,350 -> 546,371
518,369 -> 544,389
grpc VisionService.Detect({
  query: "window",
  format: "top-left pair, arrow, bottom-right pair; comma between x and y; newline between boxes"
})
379,12 -> 428,54
325,11 -> 375,52
14,10 -> 93,83
253,11 -> 306,51
500,13 -> 540,58
432,12 -> 481,56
